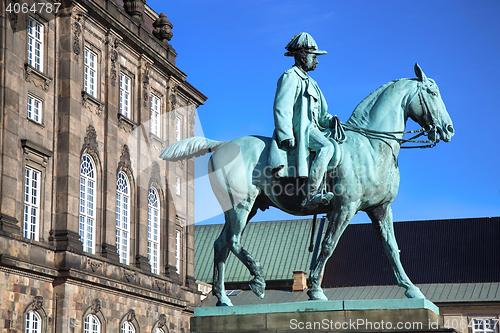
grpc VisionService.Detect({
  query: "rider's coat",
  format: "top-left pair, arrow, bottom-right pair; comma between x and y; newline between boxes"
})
269,65 -> 333,177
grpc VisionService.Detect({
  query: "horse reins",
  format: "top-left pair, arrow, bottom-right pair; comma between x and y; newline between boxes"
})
339,84 -> 438,149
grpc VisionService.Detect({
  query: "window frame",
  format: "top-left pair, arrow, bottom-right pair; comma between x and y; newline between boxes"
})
25,310 -> 42,333
471,317 -> 499,333
175,229 -> 181,274
27,16 -> 44,72
116,172 -> 130,265
84,47 -> 98,98
27,94 -> 43,124
121,321 -> 135,333
79,154 -> 97,254
147,188 -> 160,274
150,93 -> 161,137
83,314 -> 101,333
24,166 -> 41,241
119,72 -> 132,119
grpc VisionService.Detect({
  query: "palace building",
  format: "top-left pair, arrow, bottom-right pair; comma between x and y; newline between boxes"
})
0,0 -> 206,332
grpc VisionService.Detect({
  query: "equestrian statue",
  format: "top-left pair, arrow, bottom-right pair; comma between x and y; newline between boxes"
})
160,32 -> 454,306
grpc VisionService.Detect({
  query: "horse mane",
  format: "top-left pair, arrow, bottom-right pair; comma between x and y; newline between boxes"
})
346,80 -> 399,127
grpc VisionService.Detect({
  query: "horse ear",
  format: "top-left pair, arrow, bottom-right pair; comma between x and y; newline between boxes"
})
414,63 -> 427,82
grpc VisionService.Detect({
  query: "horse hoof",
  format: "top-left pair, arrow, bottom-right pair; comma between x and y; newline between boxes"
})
216,296 -> 233,306
307,288 -> 328,301
405,286 -> 425,299
249,277 -> 266,299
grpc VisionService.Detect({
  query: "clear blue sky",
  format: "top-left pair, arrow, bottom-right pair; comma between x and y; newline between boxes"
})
148,0 -> 500,225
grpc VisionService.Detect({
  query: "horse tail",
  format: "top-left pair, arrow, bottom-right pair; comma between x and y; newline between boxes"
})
159,137 -> 225,161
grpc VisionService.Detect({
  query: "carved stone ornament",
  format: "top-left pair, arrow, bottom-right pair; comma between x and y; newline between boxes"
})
107,33 -> 120,86
154,279 -> 165,291
82,125 -> 98,156
91,299 -> 101,314
87,258 -> 102,272
25,64 -> 53,92
123,0 -> 145,20
153,13 -> 173,44
82,91 -> 104,117
118,114 -> 138,134
149,161 -> 162,188
142,62 -> 150,108
33,296 -> 43,311
126,309 -> 136,322
71,8 -> 85,58
118,144 -> 132,171
158,314 -> 167,327
168,79 -> 179,110
123,269 -> 136,283
9,0 -> 19,32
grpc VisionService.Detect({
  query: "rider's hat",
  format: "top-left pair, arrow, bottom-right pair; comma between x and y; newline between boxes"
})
284,32 -> 327,56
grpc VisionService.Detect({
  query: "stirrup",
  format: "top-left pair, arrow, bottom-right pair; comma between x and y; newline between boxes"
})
305,192 -> 334,209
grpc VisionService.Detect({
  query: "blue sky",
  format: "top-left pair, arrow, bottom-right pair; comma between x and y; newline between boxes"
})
148,0 -> 500,225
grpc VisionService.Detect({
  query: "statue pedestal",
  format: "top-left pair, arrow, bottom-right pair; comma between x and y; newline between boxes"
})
191,299 -> 454,332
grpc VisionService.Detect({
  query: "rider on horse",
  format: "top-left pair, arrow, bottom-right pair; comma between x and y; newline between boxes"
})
269,32 -> 341,209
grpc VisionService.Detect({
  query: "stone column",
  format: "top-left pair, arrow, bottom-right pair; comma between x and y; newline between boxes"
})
50,4 -> 88,252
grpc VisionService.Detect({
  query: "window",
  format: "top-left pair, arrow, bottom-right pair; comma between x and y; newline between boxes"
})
79,155 -> 96,254
175,230 -> 181,274
121,321 -> 135,333
472,318 -> 498,333
119,73 -> 131,118
27,95 -> 42,123
84,314 -> 101,333
84,48 -> 98,98
154,329 -> 165,333
175,117 -> 181,141
175,176 -> 180,196
27,17 -> 44,71
25,310 -> 41,333
148,188 -> 160,274
150,94 -> 161,137
24,167 -> 41,241
116,172 -> 130,265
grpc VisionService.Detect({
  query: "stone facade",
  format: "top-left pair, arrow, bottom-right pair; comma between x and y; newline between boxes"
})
0,0 -> 206,332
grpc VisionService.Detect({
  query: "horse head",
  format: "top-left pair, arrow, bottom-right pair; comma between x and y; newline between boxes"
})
407,64 -> 454,143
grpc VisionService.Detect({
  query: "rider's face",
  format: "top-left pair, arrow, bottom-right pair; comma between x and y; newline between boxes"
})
304,53 -> 318,72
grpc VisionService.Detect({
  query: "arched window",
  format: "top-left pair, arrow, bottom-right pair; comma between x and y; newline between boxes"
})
121,321 -> 135,333
25,310 -> 41,333
84,314 -> 101,333
116,172 -> 130,264
80,155 -> 96,254
148,188 -> 160,274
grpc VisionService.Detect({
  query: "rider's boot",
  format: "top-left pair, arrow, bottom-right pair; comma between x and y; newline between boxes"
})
304,183 -> 334,209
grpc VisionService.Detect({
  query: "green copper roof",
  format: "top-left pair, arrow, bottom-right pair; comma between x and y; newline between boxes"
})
195,218 -> 328,284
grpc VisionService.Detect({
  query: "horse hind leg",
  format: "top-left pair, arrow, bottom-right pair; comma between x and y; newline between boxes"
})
367,204 -> 425,299
213,226 -> 233,306
224,204 -> 266,299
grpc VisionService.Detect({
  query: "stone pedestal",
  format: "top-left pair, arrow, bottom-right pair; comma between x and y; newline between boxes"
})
191,299 -> 455,333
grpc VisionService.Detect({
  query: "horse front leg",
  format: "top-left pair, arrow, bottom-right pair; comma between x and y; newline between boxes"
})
308,204 -> 356,301
367,204 -> 425,299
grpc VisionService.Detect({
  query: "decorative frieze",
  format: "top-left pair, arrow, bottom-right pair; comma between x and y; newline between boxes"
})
87,258 -> 103,273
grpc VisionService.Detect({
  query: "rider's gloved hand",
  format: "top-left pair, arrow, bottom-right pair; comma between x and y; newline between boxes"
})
283,138 -> 296,149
